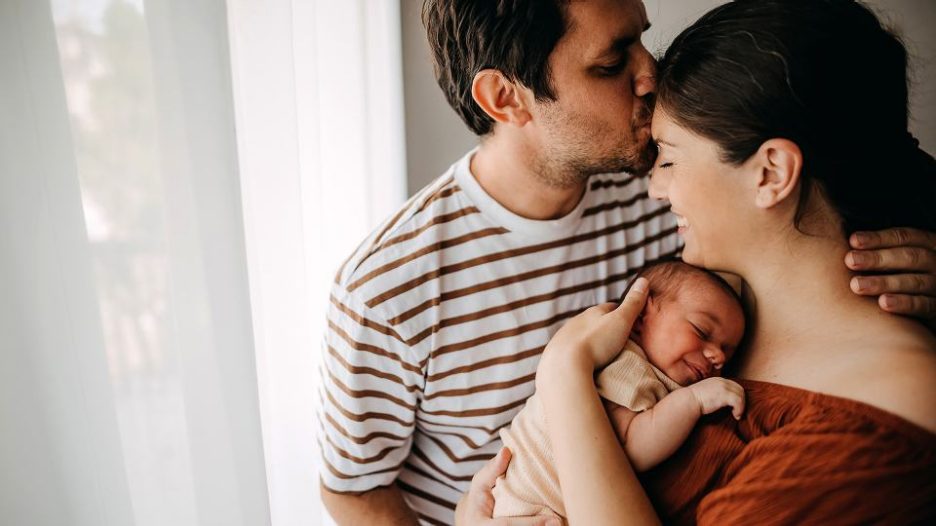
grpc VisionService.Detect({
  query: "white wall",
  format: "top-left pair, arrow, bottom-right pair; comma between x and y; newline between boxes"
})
400,0 -> 936,194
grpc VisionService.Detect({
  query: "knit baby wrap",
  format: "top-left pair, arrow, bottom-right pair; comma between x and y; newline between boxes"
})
492,339 -> 682,523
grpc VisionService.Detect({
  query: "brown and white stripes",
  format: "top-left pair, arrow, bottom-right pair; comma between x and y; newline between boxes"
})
317,150 -> 681,525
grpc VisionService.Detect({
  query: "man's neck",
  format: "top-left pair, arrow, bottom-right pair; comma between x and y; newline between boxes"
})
470,139 -> 587,220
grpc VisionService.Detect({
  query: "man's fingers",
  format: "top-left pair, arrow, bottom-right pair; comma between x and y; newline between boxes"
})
850,274 -> 936,296
471,448 -> 512,492
846,247 -> 936,273
879,294 -> 936,319
850,228 -> 936,251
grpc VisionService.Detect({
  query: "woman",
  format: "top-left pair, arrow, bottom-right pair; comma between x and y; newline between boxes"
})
459,0 -> 936,523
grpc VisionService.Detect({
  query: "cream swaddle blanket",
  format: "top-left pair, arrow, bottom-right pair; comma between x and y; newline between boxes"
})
492,339 -> 682,523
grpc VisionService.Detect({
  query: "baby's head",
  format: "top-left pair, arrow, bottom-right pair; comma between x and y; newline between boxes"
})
626,261 -> 746,386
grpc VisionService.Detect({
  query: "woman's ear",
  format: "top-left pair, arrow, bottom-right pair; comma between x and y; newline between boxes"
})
753,138 -> 803,209
471,69 -> 532,128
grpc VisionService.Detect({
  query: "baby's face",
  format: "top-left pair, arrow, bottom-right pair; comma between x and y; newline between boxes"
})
634,278 -> 745,386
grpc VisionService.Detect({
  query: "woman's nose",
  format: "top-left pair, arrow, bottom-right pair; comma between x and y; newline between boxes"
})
648,168 -> 667,200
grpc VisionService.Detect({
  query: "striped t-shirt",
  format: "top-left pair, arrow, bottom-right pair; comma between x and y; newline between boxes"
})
318,149 -> 681,525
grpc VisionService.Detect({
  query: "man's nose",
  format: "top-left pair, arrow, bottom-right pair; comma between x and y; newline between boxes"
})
634,73 -> 655,99
633,45 -> 657,98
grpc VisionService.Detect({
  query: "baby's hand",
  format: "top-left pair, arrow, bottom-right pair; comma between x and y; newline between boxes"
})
688,377 -> 745,420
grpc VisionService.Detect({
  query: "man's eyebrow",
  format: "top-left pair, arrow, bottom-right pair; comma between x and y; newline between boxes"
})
591,20 -> 652,62
594,35 -> 637,60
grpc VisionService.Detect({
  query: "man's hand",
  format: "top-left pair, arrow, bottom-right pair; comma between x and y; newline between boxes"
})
454,448 -> 560,526
846,228 -> 936,323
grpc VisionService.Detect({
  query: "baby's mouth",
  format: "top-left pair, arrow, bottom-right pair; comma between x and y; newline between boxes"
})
684,360 -> 706,382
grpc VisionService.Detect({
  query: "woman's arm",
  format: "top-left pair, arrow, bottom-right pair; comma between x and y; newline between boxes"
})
536,278 -> 661,526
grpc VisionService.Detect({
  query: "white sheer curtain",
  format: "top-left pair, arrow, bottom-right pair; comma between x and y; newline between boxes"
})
226,1 -> 407,523
0,0 -> 405,524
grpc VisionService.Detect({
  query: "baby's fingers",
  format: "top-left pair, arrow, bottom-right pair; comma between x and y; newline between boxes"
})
728,389 -> 746,420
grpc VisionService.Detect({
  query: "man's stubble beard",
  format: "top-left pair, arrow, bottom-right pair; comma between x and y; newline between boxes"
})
533,101 -> 657,189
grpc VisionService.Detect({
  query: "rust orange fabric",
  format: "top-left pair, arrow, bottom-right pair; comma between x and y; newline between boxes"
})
642,379 -> 936,524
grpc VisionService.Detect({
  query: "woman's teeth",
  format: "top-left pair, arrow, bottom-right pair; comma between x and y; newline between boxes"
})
676,215 -> 689,228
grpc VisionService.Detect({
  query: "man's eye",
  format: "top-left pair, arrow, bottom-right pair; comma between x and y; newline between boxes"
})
597,61 -> 626,76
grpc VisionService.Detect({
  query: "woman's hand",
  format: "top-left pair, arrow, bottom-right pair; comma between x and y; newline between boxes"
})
454,448 -> 560,526
847,227 -> 936,325
539,277 -> 650,374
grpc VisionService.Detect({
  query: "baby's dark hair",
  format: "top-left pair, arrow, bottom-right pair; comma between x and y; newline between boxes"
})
622,260 -> 744,316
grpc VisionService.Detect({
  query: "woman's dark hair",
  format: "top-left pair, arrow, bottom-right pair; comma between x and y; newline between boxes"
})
656,0 -> 936,236
422,0 -> 569,136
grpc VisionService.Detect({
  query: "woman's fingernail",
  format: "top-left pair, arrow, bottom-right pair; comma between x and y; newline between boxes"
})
632,277 -> 649,293
852,232 -> 869,247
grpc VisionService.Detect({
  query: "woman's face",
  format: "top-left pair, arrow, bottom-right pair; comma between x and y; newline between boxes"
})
648,108 -> 754,270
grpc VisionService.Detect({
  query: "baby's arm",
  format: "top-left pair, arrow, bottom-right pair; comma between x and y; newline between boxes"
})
606,378 -> 745,472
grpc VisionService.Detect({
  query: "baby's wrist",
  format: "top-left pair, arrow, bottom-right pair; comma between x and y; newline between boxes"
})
686,384 -> 706,416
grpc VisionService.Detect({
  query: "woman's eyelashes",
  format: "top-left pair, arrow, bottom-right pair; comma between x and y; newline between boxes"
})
656,161 -> 674,169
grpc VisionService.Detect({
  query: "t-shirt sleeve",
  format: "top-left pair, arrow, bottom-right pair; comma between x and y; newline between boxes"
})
317,285 -> 426,493
595,349 -> 670,412
694,426 -> 936,524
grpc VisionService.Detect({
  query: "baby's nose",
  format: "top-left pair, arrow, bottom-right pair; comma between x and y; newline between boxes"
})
703,345 -> 726,368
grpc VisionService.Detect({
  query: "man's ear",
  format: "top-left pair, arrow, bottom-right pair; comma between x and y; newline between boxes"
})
753,138 -> 803,209
471,69 -> 532,128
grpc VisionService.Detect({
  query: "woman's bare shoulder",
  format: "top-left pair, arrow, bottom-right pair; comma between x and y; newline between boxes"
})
839,334 -> 936,433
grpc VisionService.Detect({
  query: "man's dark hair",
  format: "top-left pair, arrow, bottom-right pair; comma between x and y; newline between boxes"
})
656,0 -> 936,236
422,0 -> 570,136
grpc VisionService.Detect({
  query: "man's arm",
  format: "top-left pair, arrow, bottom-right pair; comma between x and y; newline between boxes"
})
619,378 -> 745,472
318,288 -> 425,524
321,483 -> 418,526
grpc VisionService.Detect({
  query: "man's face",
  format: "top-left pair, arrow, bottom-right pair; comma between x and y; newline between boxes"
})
528,0 -> 657,184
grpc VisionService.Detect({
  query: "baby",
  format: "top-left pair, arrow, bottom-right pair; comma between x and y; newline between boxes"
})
492,261 -> 747,523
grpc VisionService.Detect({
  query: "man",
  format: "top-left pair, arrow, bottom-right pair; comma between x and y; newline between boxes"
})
318,1 -> 936,524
